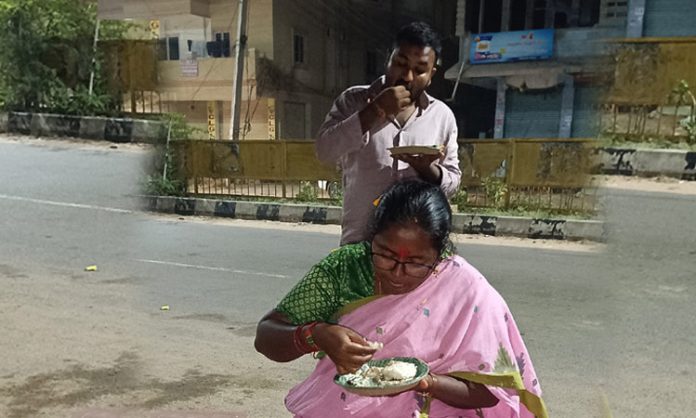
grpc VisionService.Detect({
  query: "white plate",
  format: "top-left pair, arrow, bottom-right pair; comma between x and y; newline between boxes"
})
388,145 -> 443,156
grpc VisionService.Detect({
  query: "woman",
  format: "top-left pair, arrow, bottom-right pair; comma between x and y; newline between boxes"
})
255,180 -> 547,418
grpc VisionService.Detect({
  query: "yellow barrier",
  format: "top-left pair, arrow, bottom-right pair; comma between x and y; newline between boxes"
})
172,138 -> 598,213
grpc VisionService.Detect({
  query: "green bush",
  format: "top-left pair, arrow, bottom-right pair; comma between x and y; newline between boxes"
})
295,181 -> 318,202
450,189 -> 469,212
481,176 -> 508,209
142,174 -> 185,197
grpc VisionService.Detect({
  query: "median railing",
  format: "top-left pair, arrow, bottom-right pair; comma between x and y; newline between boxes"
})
170,138 -> 598,214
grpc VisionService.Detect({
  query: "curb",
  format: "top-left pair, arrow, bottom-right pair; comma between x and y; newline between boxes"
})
0,111 -> 163,143
598,147 -> 696,180
143,196 -> 605,242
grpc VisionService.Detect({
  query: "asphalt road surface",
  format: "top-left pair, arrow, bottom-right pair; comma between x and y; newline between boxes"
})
0,135 -> 694,418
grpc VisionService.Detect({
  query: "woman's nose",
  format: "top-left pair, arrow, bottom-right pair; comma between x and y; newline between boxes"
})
392,263 -> 407,277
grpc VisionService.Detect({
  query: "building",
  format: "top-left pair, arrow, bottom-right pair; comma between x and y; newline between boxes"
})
97,0 -> 442,141
444,0 -> 630,139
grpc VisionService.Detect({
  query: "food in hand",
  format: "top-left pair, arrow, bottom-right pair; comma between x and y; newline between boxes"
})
367,340 -> 384,350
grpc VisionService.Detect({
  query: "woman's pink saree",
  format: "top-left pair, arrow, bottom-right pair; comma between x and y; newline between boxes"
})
285,256 -> 548,418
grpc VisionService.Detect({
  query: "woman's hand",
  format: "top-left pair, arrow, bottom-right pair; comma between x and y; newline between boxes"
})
312,323 -> 378,374
413,373 -> 499,409
416,373 -> 436,393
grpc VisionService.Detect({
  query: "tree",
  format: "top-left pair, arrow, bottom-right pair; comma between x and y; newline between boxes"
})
0,0 -> 129,115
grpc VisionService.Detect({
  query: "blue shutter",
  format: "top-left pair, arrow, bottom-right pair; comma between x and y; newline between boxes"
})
504,88 -> 562,138
571,86 -> 601,138
644,0 -> 696,37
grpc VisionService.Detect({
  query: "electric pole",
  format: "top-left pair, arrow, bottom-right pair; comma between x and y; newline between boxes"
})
229,0 -> 249,140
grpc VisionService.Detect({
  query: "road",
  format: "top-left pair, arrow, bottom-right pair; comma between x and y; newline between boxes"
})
0,135 -> 694,418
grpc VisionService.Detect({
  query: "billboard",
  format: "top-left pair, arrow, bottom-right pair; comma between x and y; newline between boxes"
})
470,29 -> 554,64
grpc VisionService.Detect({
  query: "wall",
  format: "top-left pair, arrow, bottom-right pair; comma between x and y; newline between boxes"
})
554,26 -> 623,60
98,0 -> 210,19
609,40 -> 696,105
208,0 -> 274,58
157,48 -> 257,102
271,0 -> 393,138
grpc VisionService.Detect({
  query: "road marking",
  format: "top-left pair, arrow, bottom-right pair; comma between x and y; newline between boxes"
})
0,193 -> 134,214
134,258 -> 289,279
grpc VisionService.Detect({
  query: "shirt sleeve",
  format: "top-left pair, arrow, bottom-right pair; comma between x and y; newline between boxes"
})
315,90 -> 370,165
276,263 -> 341,325
437,114 -> 462,197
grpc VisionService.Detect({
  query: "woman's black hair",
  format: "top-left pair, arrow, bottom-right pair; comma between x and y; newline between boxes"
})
394,21 -> 442,61
369,180 -> 453,256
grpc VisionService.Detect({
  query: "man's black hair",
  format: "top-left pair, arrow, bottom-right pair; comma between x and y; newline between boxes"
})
394,21 -> 442,61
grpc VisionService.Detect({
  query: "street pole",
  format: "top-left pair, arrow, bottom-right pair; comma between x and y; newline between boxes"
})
88,19 -> 101,96
229,0 -> 249,140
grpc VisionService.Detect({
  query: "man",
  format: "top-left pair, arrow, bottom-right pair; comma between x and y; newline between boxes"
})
316,21 -> 461,245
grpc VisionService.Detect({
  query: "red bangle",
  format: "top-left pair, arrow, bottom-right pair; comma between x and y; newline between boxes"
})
293,321 -> 320,354
302,321 -> 320,351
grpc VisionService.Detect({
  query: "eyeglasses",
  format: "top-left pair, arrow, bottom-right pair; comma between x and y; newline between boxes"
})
371,251 -> 436,279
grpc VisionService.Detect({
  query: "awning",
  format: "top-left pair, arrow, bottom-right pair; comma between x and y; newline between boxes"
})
444,60 -> 584,90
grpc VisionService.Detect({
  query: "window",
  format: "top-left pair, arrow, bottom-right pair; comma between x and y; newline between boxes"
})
578,0 -> 602,27
168,36 -> 180,60
293,33 -> 304,64
157,36 -> 180,61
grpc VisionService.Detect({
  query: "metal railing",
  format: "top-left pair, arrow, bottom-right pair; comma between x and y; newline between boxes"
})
170,138 -> 599,214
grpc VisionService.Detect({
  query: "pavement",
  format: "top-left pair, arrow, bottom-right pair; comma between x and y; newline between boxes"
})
1,134 -> 696,418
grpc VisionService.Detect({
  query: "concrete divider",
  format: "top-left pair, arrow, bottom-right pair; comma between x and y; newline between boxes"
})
598,147 -> 696,180
0,111 -> 164,143
143,196 -> 605,242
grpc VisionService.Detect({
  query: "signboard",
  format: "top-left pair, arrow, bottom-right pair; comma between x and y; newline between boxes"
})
207,101 -> 216,140
470,29 -> 554,64
180,59 -> 199,77
267,98 -> 276,140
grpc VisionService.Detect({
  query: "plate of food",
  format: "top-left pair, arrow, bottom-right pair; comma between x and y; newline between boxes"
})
388,145 -> 444,156
334,357 -> 429,396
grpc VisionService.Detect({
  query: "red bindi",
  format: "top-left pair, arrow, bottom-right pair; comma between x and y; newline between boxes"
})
397,247 -> 410,259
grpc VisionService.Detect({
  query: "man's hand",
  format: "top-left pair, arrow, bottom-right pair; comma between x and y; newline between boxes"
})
312,323 -> 377,374
374,86 -> 412,117
394,151 -> 444,184
359,86 -> 412,133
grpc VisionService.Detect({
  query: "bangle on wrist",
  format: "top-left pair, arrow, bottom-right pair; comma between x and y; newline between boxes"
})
420,373 -> 438,398
293,321 -> 320,354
